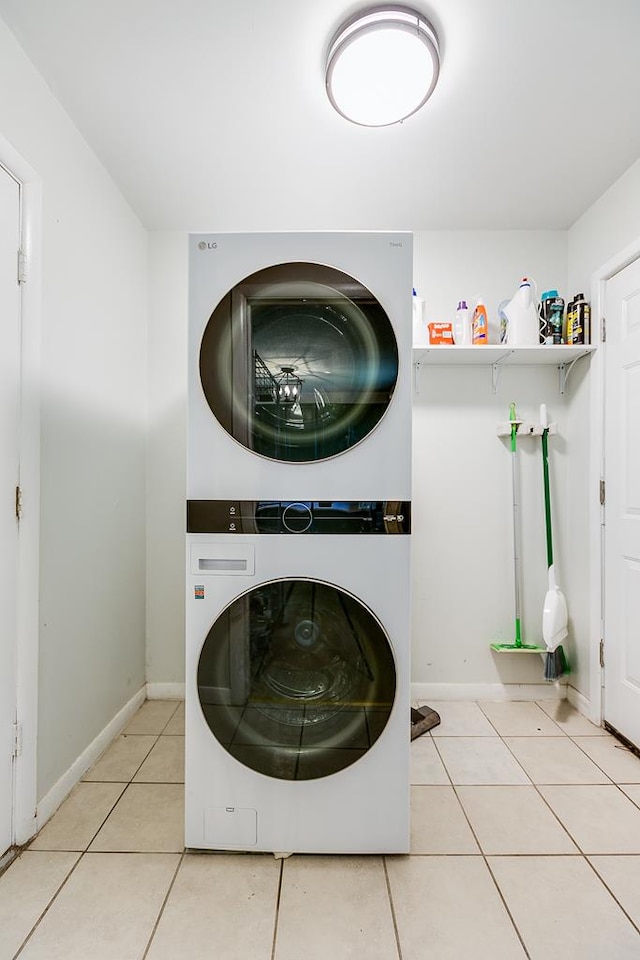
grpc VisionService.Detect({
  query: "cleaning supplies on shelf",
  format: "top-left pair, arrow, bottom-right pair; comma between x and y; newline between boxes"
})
453,300 -> 472,345
548,298 -> 565,344
428,322 -> 454,344
503,277 -> 539,346
412,287 -> 426,345
538,290 -> 564,344
566,293 -> 590,345
540,404 -> 569,680
472,299 -> 489,344
498,300 -> 509,343
490,403 -> 547,655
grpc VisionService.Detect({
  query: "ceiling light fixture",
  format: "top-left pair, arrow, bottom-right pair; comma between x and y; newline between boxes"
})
325,5 -> 440,127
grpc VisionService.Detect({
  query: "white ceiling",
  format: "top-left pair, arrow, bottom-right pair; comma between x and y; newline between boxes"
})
2,0 -> 640,232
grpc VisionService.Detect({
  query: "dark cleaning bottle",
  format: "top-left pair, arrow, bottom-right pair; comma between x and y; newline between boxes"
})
549,298 -> 565,344
566,293 -> 590,345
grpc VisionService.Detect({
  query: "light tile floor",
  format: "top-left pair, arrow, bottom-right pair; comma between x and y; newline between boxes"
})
2,699 -> 640,958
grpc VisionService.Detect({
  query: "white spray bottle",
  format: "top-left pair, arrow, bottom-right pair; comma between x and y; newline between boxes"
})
453,300 -> 472,345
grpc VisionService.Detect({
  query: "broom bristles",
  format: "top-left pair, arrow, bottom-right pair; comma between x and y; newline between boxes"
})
544,645 -> 568,682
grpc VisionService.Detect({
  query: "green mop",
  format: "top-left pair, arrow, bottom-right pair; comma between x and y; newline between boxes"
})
491,403 -> 547,654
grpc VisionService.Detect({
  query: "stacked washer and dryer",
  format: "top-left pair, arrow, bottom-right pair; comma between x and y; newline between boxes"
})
186,232 -> 413,854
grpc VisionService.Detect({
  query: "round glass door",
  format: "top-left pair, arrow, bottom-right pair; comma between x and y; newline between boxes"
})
199,263 -> 399,462
197,579 -> 397,780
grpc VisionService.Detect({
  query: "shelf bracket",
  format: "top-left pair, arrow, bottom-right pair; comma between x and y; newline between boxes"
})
558,363 -> 567,396
558,351 -> 590,395
413,360 -> 422,396
491,355 -> 510,394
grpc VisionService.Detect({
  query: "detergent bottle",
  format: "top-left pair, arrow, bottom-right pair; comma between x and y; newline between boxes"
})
412,287 -> 426,345
566,293 -> 590,344
453,300 -> 472,345
472,298 -> 489,344
503,278 -> 539,346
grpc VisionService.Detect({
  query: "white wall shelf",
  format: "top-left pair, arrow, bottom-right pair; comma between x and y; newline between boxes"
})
413,344 -> 596,394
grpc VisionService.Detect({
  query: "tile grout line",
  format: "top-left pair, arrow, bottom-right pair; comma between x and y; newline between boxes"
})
428,735 -> 453,788
14,705 -> 186,959
494,728 -> 625,859
476,699 -> 569,738
26,781 -> 130,856
77,717 -> 184,850
29,719 -> 177,855
473,704 -> 640,944
158,701 -> 183,735
420,730 -> 533,956
567,732 -> 640,787
140,850 -> 186,960
83,733 -> 160,784
582,855 -> 640,938
481,855 -> 533,960
428,703 -> 606,955
120,730 -> 160,781
443,773 -> 533,959
12,850 -> 88,959
487,716 -> 594,858
428,725 -> 532,953
382,856 -> 404,960
269,858 -> 285,960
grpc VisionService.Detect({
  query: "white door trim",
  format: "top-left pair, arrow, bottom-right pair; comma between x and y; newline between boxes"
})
0,137 -> 42,846
589,235 -> 640,727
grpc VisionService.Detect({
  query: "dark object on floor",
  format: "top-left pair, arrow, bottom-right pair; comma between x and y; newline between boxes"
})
544,645 -> 569,682
411,706 -> 441,740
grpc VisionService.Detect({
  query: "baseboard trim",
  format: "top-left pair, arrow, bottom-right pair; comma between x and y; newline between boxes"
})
36,686 -> 146,832
566,684 -> 598,724
411,682 -> 567,702
145,682 -> 185,700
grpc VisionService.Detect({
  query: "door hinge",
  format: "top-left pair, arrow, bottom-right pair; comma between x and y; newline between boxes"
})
17,248 -> 27,285
600,639 -> 605,668
600,479 -> 606,506
12,721 -> 23,758
15,485 -> 22,521
601,316 -> 606,342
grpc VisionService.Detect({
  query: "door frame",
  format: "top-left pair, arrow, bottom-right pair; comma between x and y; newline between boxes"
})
589,235 -> 640,726
0,137 -> 42,847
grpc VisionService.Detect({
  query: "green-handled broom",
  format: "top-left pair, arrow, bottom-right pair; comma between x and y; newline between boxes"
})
540,404 -> 569,680
491,403 -> 547,655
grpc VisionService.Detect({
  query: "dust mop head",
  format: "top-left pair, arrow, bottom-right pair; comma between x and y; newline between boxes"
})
411,706 -> 441,740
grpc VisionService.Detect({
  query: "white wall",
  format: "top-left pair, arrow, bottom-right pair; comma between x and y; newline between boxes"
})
146,233 -> 187,686
0,18 -> 148,799
564,158 -> 640,707
568,157 -> 640,293
412,231 -> 572,693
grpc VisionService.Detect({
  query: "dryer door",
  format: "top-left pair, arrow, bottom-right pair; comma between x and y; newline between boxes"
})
197,579 -> 396,780
199,263 -> 398,463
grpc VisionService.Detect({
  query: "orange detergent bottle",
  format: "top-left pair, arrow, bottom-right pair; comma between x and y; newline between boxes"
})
472,298 -> 489,344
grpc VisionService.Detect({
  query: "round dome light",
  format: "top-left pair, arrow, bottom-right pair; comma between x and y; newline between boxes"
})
326,6 -> 440,127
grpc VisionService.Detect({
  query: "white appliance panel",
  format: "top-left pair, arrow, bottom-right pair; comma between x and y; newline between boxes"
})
185,534 -> 410,854
188,232 -> 412,500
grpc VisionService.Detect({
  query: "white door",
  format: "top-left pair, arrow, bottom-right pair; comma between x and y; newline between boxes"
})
603,257 -> 640,748
0,164 -> 21,856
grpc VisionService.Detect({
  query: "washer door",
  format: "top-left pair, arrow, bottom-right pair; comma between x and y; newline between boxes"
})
199,263 -> 399,463
197,579 -> 396,780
